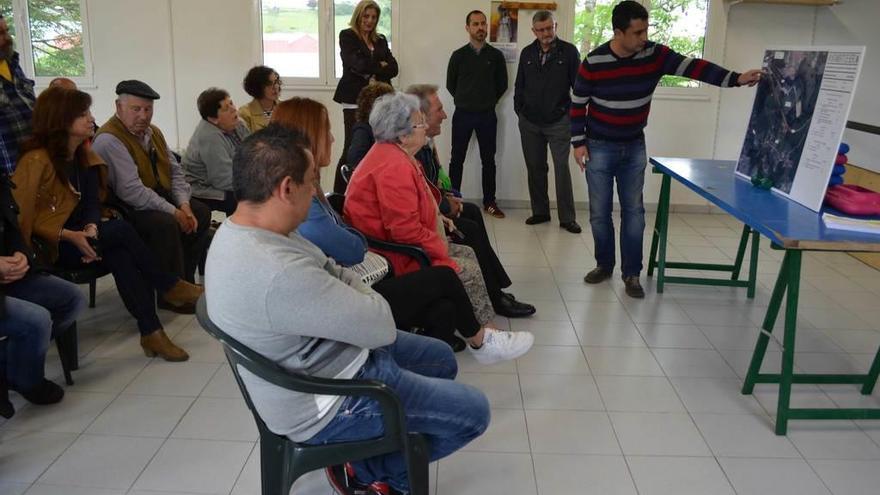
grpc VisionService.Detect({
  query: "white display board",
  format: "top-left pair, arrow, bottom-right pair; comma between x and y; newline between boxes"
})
735,46 -> 865,212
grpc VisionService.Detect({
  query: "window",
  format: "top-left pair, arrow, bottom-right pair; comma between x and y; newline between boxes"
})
573,0 -> 710,88
0,0 -> 94,84
261,0 -> 394,85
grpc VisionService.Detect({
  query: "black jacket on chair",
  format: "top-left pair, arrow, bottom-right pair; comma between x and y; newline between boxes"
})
0,173 -> 33,318
333,29 -> 398,105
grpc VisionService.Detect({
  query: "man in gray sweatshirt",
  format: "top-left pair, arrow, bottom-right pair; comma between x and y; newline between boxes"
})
204,125 -> 490,494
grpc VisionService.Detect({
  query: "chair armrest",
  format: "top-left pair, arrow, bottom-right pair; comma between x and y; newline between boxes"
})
365,236 -> 431,269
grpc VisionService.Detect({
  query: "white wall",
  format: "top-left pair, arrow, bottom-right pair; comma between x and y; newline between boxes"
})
72,0 -> 878,207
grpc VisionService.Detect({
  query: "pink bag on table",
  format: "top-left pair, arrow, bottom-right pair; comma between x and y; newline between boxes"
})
824,184 -> 880,216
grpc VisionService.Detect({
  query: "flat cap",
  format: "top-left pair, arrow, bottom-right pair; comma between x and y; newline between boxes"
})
115,80 -> 160,100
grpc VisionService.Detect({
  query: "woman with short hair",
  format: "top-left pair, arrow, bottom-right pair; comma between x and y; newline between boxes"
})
345,92 -> 535,362
182,87 -> 250,216
12,87 -> 201,362
239,65 -> 281,132
332,0 -> 398,193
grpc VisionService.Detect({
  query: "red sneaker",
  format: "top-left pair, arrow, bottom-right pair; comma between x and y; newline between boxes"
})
484,202 -> 506,219
325,463 -> 403,495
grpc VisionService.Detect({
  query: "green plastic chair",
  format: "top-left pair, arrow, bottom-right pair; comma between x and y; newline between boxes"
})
195,296 -> 430,495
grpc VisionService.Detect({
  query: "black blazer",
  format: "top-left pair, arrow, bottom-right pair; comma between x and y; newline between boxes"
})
333,28 -> 398,104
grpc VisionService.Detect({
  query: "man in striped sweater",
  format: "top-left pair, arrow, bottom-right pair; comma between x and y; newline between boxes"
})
571,1 -> 761,298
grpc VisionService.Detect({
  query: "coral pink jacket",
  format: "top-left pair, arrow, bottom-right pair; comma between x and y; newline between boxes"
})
344,142 -> 457,276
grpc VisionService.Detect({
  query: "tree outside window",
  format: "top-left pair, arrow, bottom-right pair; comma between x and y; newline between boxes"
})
28,0 -> 86,77
0,0 -> 88,78
573,0 -> 709,88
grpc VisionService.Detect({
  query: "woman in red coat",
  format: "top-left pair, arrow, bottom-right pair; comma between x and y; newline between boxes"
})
345,92 -> 534,359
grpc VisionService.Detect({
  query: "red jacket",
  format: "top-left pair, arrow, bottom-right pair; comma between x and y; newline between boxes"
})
344,142 -> 457,276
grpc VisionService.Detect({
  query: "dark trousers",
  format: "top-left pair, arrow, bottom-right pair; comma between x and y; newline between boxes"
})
333,108 -> 357,193
195,191 -> 236,216
449,109 -> 498,206
373,266 -> 481,341
126,199 -> 211,282
58,219 -> 178,336
519,115 -> 576,223
453,202 -> 511,305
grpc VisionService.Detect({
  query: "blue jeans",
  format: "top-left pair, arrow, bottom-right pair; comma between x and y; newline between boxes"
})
585,137 -> 648,278
1,274 -> 85,389
306,331 -> 490,491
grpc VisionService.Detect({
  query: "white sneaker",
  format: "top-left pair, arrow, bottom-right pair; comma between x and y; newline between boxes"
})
469,328 -> 535,365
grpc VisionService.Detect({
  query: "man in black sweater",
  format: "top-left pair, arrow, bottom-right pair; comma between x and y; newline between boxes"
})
446,10 -> 508,218
514,10 -> 582,234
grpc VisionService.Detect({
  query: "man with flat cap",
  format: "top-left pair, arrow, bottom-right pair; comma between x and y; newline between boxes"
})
93,80 -> 210,286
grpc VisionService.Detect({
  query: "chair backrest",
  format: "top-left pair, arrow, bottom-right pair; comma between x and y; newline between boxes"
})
340,164 -> 352,184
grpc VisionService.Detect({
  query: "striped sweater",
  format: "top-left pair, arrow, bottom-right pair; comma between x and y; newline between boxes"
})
570,41 -> 740,145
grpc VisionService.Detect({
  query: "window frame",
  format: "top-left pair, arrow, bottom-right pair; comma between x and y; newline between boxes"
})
260,0 -> 400,90
7,0 -> 96,87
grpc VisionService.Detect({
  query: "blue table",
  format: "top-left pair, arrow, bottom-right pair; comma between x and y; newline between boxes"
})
648,157 -> 880,435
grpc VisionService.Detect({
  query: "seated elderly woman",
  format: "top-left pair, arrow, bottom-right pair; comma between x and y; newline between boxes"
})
13,87 -> 202,362
346,81 -> 394,171
182,88 -> 250,216
238,65 -> 281,132
345,92 -> 536,353
272,97 -> 533,361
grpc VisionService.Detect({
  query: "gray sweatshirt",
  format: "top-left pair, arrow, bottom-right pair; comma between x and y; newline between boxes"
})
182,119 -> 250,201
204,219 -> 396,441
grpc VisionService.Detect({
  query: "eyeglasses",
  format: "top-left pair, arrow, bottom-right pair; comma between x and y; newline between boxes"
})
267,80 -> 282,88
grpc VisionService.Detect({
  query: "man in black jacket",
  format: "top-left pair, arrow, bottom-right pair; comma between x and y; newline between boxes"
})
514,10 -> 582,233
0,170 -> 85,417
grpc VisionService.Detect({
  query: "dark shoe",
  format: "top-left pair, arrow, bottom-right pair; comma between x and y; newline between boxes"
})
501,291 -> 517,301
560,221 -> 582,234
583,266 -> 613,284
14,379 -> 64,405
525,214 -> 550,225
623,276 -> 645,299
443,335 -> 467,353
484,202 -> 506,219
0,375 -> 14,418
494,296 -> 536,318
0,398 -> 12,419
157,299 -> 196,315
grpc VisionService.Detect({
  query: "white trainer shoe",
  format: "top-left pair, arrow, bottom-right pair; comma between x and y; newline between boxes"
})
469,328 -> 535,365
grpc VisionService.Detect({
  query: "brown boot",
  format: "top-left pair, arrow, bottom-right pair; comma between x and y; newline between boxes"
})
162,280 -> 204,309
141,329 -> 189,362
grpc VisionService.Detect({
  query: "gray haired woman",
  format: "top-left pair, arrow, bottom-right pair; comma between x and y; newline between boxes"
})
344,92 -> 534,363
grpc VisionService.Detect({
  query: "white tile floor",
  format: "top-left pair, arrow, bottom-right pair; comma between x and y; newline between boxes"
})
3,209 -> 880,494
